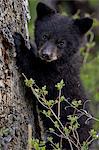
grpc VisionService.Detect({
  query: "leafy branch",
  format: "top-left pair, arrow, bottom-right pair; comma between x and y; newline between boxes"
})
23,74 -> 99,150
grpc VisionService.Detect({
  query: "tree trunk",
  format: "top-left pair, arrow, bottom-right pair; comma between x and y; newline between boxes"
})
0,0 -> 35,149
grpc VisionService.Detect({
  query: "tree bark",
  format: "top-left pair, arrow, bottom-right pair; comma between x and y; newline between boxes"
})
0,0 -> 35,149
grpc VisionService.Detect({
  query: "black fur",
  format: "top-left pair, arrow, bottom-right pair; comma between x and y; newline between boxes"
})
14,2 -> 93,150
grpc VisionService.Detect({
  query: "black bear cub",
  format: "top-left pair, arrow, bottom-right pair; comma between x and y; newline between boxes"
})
14,2 -> 93,150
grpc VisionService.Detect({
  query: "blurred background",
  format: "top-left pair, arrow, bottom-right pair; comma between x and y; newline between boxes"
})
28,0 -> 99,148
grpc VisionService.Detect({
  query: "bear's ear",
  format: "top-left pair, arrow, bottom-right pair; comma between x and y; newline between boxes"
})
36,2 -> 56,19
74,17 -> 93,35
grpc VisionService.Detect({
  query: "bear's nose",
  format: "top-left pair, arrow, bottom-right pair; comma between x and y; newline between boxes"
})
42,53 -> 50,60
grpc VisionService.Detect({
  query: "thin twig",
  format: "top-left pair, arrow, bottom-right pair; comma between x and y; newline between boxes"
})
28,124 -> 32,150
58,89 -> 61,119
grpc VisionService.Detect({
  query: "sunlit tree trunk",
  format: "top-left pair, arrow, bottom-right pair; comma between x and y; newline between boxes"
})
0,0 -> 35,149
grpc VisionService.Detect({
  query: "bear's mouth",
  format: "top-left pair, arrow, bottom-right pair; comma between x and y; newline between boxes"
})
39,55 -> 58,62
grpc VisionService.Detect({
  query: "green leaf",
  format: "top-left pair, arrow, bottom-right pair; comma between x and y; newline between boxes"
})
49,128 -> 55,132
47,137 -> 53,143
64,127 -> 70,136
47,110 -> 51,117
81,141 -> 88,150
60,96 -> 65,102
93,18 -> 99,27
90,129 -> 99,139
67,115 -> 78,125
72,100 -> 82,108
42,110 -> 47,117
55,143 -> 60,148
54,121 -> 59,128
24,78 -> 35,87
55,79 -> 65,90
46,100 -> 54,107
41,85 -> 48,95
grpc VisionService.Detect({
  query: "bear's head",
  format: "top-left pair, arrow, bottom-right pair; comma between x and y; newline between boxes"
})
35,2 -> 93,62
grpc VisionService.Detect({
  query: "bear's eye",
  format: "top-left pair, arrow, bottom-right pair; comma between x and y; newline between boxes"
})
42,34 -> 49,41
57,40 -> 65,48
